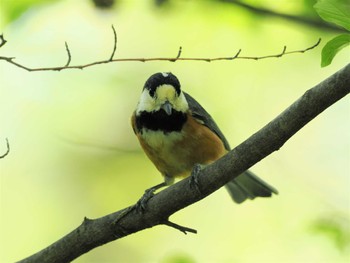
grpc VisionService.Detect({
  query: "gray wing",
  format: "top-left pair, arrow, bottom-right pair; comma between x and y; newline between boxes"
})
184,92 -> 278,204
225,170 -> 278,203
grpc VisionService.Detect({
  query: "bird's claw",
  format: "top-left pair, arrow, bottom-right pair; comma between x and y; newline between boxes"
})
134,182 -> 167,213
135,188 -> 156,213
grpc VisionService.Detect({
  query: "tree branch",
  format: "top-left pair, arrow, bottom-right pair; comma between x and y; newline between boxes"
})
0,34 -> 7,48
220,0 -> 347,33
0,138 -> 10,159
63,42 -> 71,67
162,220 -> 198,235
0,30 -> 321,72
109,25 -> 117,61
18,63 -> 350,263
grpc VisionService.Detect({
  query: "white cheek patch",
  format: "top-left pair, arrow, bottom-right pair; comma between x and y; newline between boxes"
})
173,92 -> 189,112
136,90 -> 156,114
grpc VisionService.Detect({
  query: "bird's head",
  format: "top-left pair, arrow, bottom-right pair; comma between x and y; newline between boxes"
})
136,72 -> 188,115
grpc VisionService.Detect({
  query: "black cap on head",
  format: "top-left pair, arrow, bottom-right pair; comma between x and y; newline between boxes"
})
144,72 -> 181,97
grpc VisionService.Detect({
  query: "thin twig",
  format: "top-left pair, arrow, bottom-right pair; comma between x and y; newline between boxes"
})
288,38 -> 321,54
170,46 -> 182,62
232,48 -> 242,59
63,42 -> 71,68
0,30 -> 321,72
277,46 -> 287,57
109,25 -> 117,61
0,138 -> 10,159
0,34 -> 7,48
162,220 -> 197,235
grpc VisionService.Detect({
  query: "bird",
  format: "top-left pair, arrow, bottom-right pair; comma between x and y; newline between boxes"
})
131,72 -> 277,208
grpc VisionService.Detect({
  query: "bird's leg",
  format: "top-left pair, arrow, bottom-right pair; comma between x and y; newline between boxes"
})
113,182 -> 167,231
135,182 -> 167,213
189,163 -> 203,194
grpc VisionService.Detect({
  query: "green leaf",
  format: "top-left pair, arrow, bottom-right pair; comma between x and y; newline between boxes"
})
321,34 -> 350,67
314,0 -> 350,31
1,0 -> 58,25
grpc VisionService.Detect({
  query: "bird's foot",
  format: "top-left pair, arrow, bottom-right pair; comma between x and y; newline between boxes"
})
135,182 -> 166,213
135,188 -> 156,213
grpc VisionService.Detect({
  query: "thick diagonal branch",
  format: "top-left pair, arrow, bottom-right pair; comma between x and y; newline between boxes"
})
18,64 -> 350,263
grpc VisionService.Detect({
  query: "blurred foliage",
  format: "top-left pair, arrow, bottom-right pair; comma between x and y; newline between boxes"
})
0,0 -> 337,26
217,0 -> 319,17
162,253 -> 197,263
302,0 -> 322,17
310,214 -> 350,252
0,0 -> 58,26
154,0 -> 169,7
92,0 -> 115,9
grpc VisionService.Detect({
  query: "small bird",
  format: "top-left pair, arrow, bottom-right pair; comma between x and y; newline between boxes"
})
131,72 -> 277,207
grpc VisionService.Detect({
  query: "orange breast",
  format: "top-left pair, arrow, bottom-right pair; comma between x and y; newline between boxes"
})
134,112 -> 227,179
179,115 -> 227,167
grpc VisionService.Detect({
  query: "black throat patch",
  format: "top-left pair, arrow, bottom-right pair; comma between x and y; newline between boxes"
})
136,110 -> 187,134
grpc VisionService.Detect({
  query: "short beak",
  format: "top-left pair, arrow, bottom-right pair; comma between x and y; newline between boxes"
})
161,101 -> 172,115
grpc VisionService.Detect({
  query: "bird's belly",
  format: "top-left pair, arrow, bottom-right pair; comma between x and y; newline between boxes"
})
139,124 -> 227,178
140,130 -> 193,177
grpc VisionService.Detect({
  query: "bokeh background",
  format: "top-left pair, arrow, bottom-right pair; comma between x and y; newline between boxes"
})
0,0 -> 349,262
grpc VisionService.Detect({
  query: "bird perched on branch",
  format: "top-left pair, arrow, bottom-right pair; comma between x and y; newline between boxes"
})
131,72 -> 277,209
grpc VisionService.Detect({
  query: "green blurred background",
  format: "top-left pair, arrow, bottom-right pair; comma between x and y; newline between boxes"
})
0,0 -> 349,262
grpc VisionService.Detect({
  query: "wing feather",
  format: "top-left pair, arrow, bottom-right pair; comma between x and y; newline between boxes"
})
184,91 -> 278,204
184,92 -> 230,151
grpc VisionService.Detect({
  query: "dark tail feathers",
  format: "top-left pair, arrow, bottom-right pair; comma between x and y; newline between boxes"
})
225,170 -> 278,204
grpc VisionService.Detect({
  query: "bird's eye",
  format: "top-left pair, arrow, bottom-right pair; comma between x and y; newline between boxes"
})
148,87 -> 156,98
